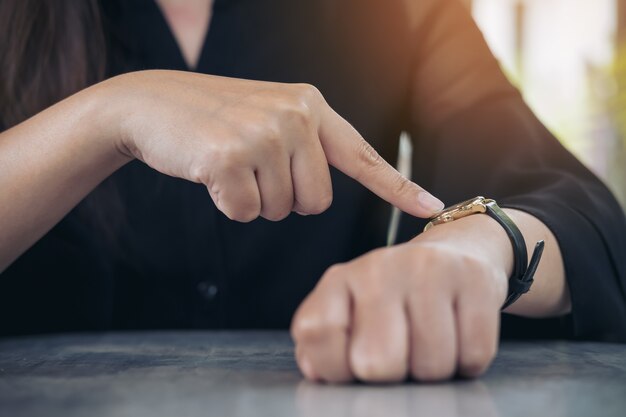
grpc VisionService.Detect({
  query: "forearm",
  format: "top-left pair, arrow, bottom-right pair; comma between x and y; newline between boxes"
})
501,209 -> 569,317
413,208 -> 570,318
0,82 -> 131,272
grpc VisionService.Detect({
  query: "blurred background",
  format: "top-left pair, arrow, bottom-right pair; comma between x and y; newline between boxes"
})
463,0 -> 626,210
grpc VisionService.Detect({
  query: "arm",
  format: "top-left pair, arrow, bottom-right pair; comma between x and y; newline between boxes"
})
0,82 -> 130,271
0,70 -> 443,273
403,0 -> 626,337
503,210 -> 569,317
290,0 -> 626,385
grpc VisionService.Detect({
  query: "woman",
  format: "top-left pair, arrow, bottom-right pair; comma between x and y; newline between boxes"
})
0,0 -> 624,384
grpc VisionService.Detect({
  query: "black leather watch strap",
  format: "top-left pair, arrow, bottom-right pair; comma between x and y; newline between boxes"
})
484,201 -> 545,309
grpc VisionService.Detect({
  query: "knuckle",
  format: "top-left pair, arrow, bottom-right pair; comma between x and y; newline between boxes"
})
222,203 -> 260,223
410,247 -> 436,269
458,253 -> 483,272
189,161 -> 212,184
291,310 -> 342,343
352,250 -> 395,290
460,344 -> 496,377
290,314 -> 317,342
216,143 -> 249,169
350,352 -> 405,383
411,359 -> 455,382
356,139 -> 384,173
262,207 -> 292,222
260,123 -> 285,150
294,83 -> 324,104
225,210 -> 258,223
406,249 -> 438,288
390,172 -> 414,197
457,255 -> 492,289
302,190 -> 333,215
189,145 -> 225,184
283,99 -> 315,129
242,112 -> 283,147
321,264 -> 345,283
351,357 -> 383,381
355,274 -> 387,301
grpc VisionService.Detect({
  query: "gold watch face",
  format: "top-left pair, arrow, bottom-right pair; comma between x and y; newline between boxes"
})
424,196 -> 490,231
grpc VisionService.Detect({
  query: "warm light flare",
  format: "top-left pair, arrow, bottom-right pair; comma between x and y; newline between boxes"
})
472,0 -> 625,207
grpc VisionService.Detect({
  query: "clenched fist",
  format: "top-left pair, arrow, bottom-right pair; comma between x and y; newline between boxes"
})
291,212 -> 514,383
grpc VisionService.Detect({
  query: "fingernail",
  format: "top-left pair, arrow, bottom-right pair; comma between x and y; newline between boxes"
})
418,191 -> 445,213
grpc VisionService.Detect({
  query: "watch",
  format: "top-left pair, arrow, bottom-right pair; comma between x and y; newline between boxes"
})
424,196 -> 545,309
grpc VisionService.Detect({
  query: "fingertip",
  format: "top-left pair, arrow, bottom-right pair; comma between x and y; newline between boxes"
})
417,191 -> 445,215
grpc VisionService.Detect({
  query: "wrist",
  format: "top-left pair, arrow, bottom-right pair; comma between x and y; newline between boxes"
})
46,79 -> 135,177
416,211 -> 514,275
89,75 -> 139,163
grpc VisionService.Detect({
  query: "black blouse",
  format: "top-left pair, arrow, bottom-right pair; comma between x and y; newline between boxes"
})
2,0 -> 625,341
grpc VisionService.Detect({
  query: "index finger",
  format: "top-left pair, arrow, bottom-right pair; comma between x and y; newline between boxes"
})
318,105 -> 444,218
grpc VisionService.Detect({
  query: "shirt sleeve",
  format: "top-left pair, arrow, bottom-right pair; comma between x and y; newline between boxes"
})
400,0 -> 626,342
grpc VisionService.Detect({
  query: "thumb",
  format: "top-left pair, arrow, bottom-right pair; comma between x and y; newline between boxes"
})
319,106 -> 444,218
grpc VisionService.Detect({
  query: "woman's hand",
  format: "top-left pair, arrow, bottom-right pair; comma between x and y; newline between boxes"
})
0,68 -> 442,271
291,212 -> 514,383
104,70 -> 443,221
